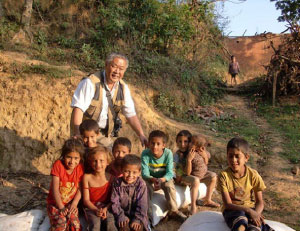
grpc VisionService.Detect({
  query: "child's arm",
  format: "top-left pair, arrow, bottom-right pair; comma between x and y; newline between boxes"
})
254,191 -> 264,215
141,151 -> 156,184
82,174 -> 99,213
185,148 -> 196,175
200,150 -> 209,165
69,183 -> 81,214
160,149 -> 174,182
132,181 -> 148,227
52,175 -> 66,212
111,182 -> 129,227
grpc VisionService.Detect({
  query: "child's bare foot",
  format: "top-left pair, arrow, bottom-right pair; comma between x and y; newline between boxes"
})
191,205 -> 197,215
197,199 -> 220,208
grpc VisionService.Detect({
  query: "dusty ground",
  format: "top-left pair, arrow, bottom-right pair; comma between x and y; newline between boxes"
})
0,51 -> 299,230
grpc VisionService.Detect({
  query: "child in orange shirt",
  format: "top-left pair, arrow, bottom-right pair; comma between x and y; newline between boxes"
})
82,146 -> 117,231
47,138 -> 85,231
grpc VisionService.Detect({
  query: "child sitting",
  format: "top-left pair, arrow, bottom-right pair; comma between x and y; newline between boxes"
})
141,130 -> 187,222
47,138 -> 85,231
82,146 -> 117,231
79,119 -> 100,149
111,154 -> 149,231
186,134 -> 219,208
218,138 -> 274,231
107,137 -> 131,177
174,130 -> 200,215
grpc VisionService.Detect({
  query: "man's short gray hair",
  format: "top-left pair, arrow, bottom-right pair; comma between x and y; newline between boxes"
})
106,53 -> 129,69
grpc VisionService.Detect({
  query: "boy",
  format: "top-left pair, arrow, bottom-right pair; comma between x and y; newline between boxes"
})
218,138 -> 274,231
107,137 -> 131,177
79,119 -> 100,148
228,55 -> 240,86
111,154 -> 149,231
141,130 -> 187,222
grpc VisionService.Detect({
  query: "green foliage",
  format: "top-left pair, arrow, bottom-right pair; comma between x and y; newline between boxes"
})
271,0 -> 300,23
257,102 -> 300,163
154,92 -> 183,118
0,19 -> 19,47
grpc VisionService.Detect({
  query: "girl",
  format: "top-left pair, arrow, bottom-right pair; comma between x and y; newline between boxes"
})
174,130 -> 200,215
47,138 -> 85,231
82,145 -> 117,231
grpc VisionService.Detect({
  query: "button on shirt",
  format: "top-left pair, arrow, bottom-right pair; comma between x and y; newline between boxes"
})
71,72 -> 136,129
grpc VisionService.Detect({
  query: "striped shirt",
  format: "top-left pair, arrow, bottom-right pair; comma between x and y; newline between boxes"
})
141,148 -> 174,181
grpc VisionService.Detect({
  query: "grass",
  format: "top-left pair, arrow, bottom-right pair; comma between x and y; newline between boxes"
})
256,102 -> 300,163
9,62 -> 72,79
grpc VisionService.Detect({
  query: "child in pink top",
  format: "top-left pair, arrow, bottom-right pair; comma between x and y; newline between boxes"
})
47,138 -> 85,231
82,146 -> 117,231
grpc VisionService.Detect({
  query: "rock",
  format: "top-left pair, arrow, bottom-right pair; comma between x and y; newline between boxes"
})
291,166 -> 299,175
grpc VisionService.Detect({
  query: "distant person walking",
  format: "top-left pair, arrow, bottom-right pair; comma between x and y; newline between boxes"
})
228,55 -> 240,86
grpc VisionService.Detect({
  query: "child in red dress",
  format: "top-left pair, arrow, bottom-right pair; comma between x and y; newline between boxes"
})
82,146 -> 117,231
47,138 -> 85,231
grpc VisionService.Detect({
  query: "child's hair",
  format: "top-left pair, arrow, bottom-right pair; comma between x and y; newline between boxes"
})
112,137 -> 132,153
227,137 -> 250,155
60,138 -> 85,161
191,134 -> 211,148
87,145 -> 112,163
231,55 -> 235,60
149,130 -> 168,143
176,130 -> 192,143
79,119 -> 100,135
121,154 -> 141,170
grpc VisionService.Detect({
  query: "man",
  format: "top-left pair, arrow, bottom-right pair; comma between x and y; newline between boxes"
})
70,53 -> 147,147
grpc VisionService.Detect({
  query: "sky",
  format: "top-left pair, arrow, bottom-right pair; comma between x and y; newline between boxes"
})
215,0 -> 288,36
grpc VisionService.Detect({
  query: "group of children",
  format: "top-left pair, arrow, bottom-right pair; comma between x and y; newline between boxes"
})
47,119 -> 273,231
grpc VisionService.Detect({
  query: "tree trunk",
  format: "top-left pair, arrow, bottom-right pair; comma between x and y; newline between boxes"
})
272,72 -> 278,106
21,0 -> 33,28
0,0 -> 4,19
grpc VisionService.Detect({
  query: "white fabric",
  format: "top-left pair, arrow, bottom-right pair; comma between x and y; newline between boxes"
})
151,183 -> 207,226
179,211 -> 295,231
0,209 -> 45,231
71,73 -> 136,128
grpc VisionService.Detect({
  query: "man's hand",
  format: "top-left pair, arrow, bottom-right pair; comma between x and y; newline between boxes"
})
139,134 -> 148,147
131,221 -> 141,231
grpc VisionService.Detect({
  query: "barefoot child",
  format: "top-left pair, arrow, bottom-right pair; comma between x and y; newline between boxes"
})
174,130 -> 201,215
186,134 -> 220,209
107,137 -> 131,177
47,138 -> 85,231
141,130 -> 187,222
82,146 -> 117,231
218,138 -> 274,231
111,154 -> 149,231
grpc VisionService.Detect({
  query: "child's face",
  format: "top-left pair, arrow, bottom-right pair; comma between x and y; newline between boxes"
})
82,130 -> 99,148
176,135 -> 189,152
227,148 -> 249,174
122,164 -> 141,184
64,151 -> 81,171
149,137 -> 165,158
113,144 -> 130,164
89,152 -> 108,173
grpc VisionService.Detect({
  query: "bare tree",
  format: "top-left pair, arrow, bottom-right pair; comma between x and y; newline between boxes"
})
21,0 -> 33,28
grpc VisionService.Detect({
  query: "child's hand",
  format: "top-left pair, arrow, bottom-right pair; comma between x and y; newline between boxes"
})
69,203 -> 78,215
119,217 -> 129,228
99,207 -> 108,219
153,178 -> 162,191
131,221 -> 141,231
59,207 -> 68,216
248,209 -> 263,227
187,148 -> 196,161
95,208 -> 102,217
175,176 -> 182,184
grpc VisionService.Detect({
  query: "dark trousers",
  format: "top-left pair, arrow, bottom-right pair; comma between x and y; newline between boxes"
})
85,209 -> 117,231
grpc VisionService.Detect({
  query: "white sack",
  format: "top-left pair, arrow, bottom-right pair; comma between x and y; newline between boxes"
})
179,211 -> 295,231
0,209 -> 45,231
151,183 -> 207,226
